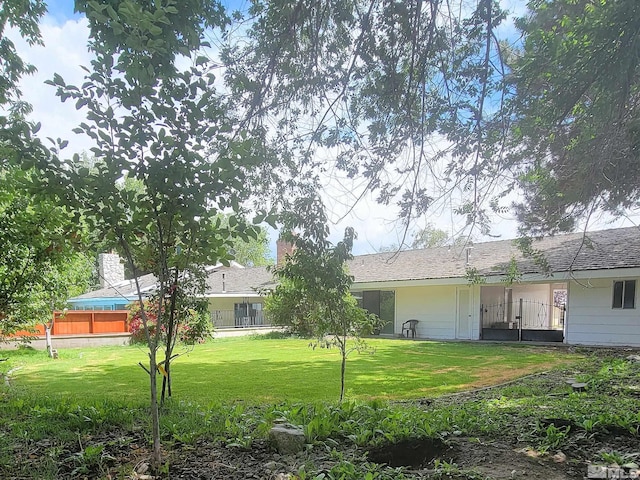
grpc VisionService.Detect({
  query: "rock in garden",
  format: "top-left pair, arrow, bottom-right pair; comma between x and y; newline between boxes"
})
268,426 -> 306,454
626,355 -> 640,363
263,460 -> 284,472
553,451 -> 567,463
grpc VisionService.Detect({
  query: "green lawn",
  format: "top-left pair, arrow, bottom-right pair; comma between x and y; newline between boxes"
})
3,336 -> 577,405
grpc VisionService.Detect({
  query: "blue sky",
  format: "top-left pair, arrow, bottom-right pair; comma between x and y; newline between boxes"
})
45,0 -> 81,22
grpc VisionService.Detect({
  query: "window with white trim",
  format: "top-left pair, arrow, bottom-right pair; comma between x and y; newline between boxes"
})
612,280 -> 636,309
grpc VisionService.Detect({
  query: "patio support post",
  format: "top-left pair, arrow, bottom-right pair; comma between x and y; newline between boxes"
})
517,298 -> 523,341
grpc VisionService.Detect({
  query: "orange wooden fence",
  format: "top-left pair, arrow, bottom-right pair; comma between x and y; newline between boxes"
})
13,311 -> 129,336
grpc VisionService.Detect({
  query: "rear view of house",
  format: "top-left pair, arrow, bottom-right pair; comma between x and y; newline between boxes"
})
350,227 -> 640,347
67,227 -> 640,348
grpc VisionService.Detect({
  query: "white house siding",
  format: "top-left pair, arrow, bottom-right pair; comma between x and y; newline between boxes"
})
567,277 -> 640,347
395,285 -> 459,339
470,284 -> 481,339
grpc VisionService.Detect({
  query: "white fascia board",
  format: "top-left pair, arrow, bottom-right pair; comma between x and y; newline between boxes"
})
353,267 -> 640,290
198,293 -> 263,299
484,267 -> 640,284
352,277 -> 469,290
562,267 -> 640,280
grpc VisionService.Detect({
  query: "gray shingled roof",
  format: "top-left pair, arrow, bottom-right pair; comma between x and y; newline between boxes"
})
72,273 -> 157,300
72,265 -> 275,301
204,266 -> 274,295
72,227 -> 640,300
348,226 -> 640,284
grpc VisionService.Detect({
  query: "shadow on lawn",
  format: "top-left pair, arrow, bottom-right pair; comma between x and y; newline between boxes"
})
12,340 -> 569,405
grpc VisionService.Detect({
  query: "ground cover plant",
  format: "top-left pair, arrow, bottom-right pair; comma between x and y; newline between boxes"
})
1,340 -> 638,479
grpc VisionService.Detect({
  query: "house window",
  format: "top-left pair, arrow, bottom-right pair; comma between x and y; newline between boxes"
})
234,302 -> 264,326
612,280 -> 636,309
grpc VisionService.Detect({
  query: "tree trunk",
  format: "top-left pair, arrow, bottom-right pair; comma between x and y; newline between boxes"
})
161,276 -> 179,403
339,345 -> 347,403
161,356 -> 171,404
149,348 -> 162,469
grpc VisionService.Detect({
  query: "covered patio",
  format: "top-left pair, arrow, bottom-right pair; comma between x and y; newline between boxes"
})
479,283 -> 566,342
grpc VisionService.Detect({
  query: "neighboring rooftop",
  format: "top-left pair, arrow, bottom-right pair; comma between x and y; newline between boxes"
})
71,262 -> 252,301
204,266 -> 274,296
72,272 -> 157,300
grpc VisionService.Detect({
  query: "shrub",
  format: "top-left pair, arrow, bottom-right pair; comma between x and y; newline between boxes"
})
127,300 -> 211,345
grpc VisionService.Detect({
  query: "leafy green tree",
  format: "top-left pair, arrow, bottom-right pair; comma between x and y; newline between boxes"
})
378,224 -> 466,252
225,0 -> 640,239
508,0 -> 640,235
411,225 -> 451,249
266,197 -> 381,402
0,0 -> 45,112
215,214 -> 273,266
45,0 -> 278,468
231,226 -> 272,266
0,167 -> 92,332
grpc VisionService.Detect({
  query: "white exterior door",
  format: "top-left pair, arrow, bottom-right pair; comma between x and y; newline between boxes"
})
457,287 -> 472,339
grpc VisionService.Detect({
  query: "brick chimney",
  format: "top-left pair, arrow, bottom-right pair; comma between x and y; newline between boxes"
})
98,253 -> 125,288
276,237 -> 296,266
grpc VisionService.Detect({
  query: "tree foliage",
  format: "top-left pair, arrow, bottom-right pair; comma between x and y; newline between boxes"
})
266,197 -> 381,402
44,0 -> 280,468
378,224 -> 465,252
215,215 -> 273,266
509,0 -> 640,235
0,0 -> 45,107
0,167 -> 93,331
411,224 -> 451,249
223,0 -> 509,234
224,0 -> 640,237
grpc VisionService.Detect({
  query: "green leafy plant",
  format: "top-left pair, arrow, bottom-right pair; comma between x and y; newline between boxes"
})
536,423 -> 571,454
266,198 -> 384,402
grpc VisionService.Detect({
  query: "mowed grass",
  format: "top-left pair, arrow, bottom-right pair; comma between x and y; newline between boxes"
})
3,336 -> 578,405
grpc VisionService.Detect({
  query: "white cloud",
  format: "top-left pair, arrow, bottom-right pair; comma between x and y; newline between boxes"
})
12,16 -> 94,154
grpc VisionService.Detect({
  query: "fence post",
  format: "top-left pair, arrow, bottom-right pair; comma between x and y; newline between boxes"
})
90,311 -> 95,334
518,298 -> 523,341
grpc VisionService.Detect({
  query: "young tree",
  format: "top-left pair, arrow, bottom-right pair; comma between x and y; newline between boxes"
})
45,0 -> 279,468
266,197 -> 381,402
